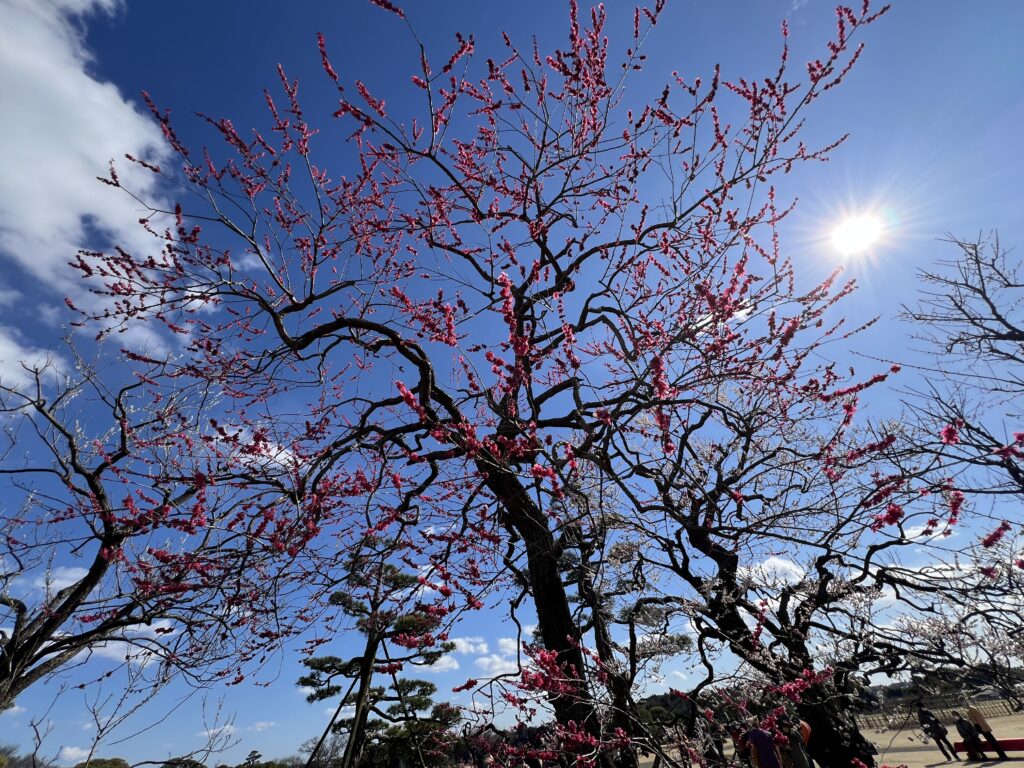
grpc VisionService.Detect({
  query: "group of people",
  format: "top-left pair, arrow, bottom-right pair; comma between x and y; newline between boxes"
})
727,716 -> 814,768
917,703 -> 1009,762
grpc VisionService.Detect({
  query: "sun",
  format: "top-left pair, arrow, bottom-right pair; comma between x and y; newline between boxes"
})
830,214 -> 884,255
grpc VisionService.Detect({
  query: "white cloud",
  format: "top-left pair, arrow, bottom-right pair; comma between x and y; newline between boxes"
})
33,565 -> 89,593
210,424 -> 298,471
904,522 -> 957,540
740,556 -> 804,585
497,637 -> 519,656
0,0 -> 169,300
1,704 -> 26,716
132,618 -> 175,639
88,641 -> 148,665
58,746 -> 91,764
421,655 -> 459,673
325,705 -> 356,719
248,721 -> 276,732
198,723 -> 236,739
475,654 -> 519,676
0,326 -> 66,387
76,619 -> 174,667
452,636 -> 488,655
872,584 -> 898,610
465,700 -> 492,714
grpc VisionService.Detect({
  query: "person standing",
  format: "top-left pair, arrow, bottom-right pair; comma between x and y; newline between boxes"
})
966,703 -> 1008,760
730,723 -> 753,768
797,719 -> 816,768
917,704 -> 956,761
776,717 -> 812,768
706,721 -> 728,767
741,721 -> 783,768
952,711 -> 988,761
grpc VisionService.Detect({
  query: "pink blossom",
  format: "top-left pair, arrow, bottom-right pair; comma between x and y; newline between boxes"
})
981,521 -> 1012,548
367,0 -> 405,17
871,502 -> 903,532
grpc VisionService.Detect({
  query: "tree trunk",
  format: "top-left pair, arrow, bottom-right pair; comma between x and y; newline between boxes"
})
798,695 -> 876,768
483,465 -> 618,766
337,636 -> 380,768
577,540 -> 640,768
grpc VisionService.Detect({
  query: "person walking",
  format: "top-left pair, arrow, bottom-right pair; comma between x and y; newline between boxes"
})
952,711 -> 988,761
917,704 -> 956,761
776,717 -> 812,768
966,703 -> 1008,760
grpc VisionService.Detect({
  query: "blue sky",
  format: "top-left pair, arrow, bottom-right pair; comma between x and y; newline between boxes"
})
1,0 -> 1023,762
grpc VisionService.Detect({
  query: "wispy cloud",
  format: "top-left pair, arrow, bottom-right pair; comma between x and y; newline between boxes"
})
0,0 -> 169,302
33,565 -> 89,593
198,723 -> 236,739
0,326 -> 66,387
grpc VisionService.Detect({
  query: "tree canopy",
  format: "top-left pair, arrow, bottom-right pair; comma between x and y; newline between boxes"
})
2,1 -> 1021,767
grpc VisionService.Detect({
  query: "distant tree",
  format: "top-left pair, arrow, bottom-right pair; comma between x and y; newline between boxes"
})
888,531 -> 1024,710
72,759 -> 129,768
299,735 -> 346,768
899,234 -> 1024,703
0,745 -> 38,768
301,678 -> 459,768
299,540 -> 455,768
902,234 -> 1024,500
161,759 -> 206,768
635,695 -> 692,757
352,679 -> 461,768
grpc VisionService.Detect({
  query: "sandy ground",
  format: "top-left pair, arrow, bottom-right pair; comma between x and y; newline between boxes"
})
636,713 -> 1024,768
868,712 -> 1024,768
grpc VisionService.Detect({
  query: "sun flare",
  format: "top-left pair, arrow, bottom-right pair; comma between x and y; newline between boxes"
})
831,214 -> 884,255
